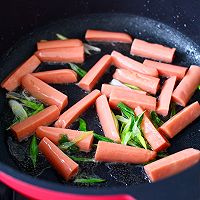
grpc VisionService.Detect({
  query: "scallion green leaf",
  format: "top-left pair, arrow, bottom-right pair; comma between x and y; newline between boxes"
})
56,33 -> 68,40
84,43 -> 101,55
111,111 -> 119,131
68,63 -> 87,78
70,156 -> 95,162
170,103 -> 176,118
117,102 -> 135,119
150,111 -> 164,128
78,118 -> 87,131
198,85 -> 200,90
124,83 -> 141,90
29,135 -> 38,168
74,178 -> 106,184
93,133 -> 114,143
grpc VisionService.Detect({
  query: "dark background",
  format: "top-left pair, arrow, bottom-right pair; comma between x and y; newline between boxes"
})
0,0 -> 200,199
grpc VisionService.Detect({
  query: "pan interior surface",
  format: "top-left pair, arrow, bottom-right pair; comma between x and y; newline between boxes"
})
0,13 -> 199,189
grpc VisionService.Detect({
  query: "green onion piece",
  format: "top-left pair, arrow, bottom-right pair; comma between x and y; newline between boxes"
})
116,115 -> 129,124
124,83 -> 141,90
59,135 -> 69,145
70,156 -> 95,162
56,33 -> 68,40
78,118 -> 87,131
29,135 -> 38,168
74,178 -> 106,184
93,133 -> 114,143
59,142 -> 79,152
111,111 -> 119,131
28,104 -> 44,116
150,111 -> 164,128
157,151 -> 168,158
84,43 -> 101,55
68,63 -> 87,78
117,102 -> 135,119
9,100 -> 28,122
170,103 -> 176,118
198,85 -> 200,90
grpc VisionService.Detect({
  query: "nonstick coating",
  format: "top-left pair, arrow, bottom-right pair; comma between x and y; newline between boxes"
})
0,13 -> 200,194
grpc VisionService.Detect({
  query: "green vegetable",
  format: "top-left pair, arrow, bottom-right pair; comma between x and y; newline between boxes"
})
74,178 -> 106,184
116,115 -> 129,124
78,118 -> 87,131
124,83 -> 141,90
198,85 -> 200,90
111,111 -> 119,131
117,102 -> 135,119
170,103 -> 176,118
70,156 -> 95,162
121,117 -> 134,145
56,33 -> 68,40
29,135 -> 38,168
68,63 -> 87,78
9,100 -> 28,122
93,133 -> 114,143
59,142 -> 79,152
157,151 -> 168,158
84,43 -> 101,55
29,104 -> 44,116
150,111 -> 164,128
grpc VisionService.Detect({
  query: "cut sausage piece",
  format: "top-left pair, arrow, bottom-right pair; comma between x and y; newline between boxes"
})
144,148 -> 200,182
78,55 -> 112,91
96,95 -> 120,143
109,89 -> 156,111
101,84 -> 147,97
130,39 -> 176,63
113,68 -> 160,95
32,69 -> 77,84
157,76 -> 177,116
1,55 -> 41,91
37,39 -> 83,50
85,30 -> 132,43
39,137 -> 79,181
172,65 -> 200,106
111,51 -> 158,77
22,74 -> 68,111
35,46 -> 84,63
143,59 -> 187,80
134,106 -> 170,152
55,89 -> 101,128
36,126 -> 93,152
11,105 -> 60,141
95,141 -> 157,164
158,101 -> 200,138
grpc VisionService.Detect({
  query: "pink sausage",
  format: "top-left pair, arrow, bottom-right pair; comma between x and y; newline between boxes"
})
101,84 -> 147,98
157,76 -> 177,116
32,69 -> 77,84
109,89 -> 156,111
21,74 -> 68,111
96,95 -> 121,143
113,68 -> 160,95
144,148 -> 200,182
158,101 -> 200,138
85,30 -> 132,43
36,126 -> 94,152
130,39 -> 176,63
143,59 -> 187,80
172,65 -> 200,106
111,51 -> 158,77
134,106 -> 170,152
1,55 -> 41,91
55,89 -> 101,128
78,55 -> 112,91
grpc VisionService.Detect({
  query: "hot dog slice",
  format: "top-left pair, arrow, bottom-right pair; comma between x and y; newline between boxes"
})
55,89 -> 101,128
157,76 -> 177,116
134,106 -> 170,152
1,55 -> 41,91
96,95 -> 120,143
144,148 -> 200,182
111,51 -> 158,77
95,141 -> 157,164
36,126 -> 93,152
109,89 -> 156,111
113,68 -> 160,95
101,84 -> 146,97
85,30 -> 132,43
78,55 -> 112,91
143,59 -> 187,80
22,74 -> 68,111
32,69 -> 77,84
35,46 -> 84,63
172,65 -> 200,106
11,105 -> 60,141
158,101 -> 200,138
37,39 -> 83,50
39,137 -> 79,181
130,39 -> 176,63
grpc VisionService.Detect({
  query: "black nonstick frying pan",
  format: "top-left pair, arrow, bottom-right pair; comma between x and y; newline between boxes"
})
0,0 -> 200,200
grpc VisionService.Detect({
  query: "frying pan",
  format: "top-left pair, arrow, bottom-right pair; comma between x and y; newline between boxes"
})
0,0 -> 200,199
